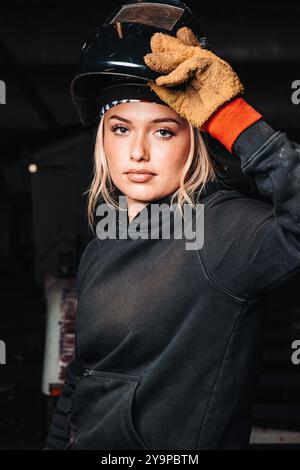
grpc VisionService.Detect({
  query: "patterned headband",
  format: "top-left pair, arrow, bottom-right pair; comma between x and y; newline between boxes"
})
99,98 -> 159,120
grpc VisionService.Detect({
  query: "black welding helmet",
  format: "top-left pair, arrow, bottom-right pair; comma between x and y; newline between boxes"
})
70,0 -> 209,128
70,0 -> 263,200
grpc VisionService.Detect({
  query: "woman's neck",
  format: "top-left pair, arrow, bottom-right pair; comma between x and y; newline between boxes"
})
126,197 -> 148,224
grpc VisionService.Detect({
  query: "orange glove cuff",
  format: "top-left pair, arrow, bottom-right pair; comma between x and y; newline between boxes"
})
201,97 -> 263,153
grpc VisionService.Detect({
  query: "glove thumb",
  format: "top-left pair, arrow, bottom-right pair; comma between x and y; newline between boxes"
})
176,27 -> 201,47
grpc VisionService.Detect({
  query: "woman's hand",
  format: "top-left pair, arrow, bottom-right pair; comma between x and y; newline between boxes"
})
144,27 -> 244,130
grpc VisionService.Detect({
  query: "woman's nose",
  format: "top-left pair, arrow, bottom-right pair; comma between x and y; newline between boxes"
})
130,134 -> 150,161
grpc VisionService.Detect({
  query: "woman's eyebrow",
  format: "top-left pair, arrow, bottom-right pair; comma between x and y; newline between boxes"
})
109,115 -> 181,125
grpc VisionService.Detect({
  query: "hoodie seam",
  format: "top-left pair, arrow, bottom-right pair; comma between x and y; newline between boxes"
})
195,248 -> 249,304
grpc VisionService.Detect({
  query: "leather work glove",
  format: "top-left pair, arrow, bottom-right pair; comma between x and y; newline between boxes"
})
143,27 -> 244,129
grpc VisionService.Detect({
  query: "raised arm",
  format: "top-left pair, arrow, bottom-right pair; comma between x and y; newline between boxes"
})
200,97 -> 300,299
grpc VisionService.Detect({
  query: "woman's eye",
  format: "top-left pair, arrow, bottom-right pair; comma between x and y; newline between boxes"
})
157,129 -> 174,138
111,126 -> 129,135
111,126 -> 174,138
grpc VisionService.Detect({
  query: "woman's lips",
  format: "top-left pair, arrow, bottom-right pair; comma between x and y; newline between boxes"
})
126,172 -> 155,183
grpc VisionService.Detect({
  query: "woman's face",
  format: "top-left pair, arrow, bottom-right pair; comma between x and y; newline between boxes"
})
103,102 -> 191,205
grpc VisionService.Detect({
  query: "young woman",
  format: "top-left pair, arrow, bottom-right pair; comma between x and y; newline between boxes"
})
45,27 -> 300,450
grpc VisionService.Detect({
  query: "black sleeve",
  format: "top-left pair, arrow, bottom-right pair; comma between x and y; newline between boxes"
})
44,356 -> 82,450
200,120 -> 300,300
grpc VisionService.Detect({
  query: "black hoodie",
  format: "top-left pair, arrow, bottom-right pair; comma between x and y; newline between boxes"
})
45,120 -> 300,450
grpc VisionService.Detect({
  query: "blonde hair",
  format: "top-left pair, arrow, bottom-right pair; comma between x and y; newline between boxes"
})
85,114 -> 218,233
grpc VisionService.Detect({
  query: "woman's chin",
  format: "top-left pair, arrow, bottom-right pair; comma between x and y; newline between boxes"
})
123,187 -> 160,203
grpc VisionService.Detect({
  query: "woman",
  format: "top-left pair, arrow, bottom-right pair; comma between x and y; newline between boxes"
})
45,27 -> 300,450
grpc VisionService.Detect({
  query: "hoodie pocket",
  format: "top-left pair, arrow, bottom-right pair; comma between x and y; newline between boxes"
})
67,369 -> 149,450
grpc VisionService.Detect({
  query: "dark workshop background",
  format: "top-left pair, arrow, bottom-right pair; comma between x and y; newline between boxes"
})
0,0 -> 300,450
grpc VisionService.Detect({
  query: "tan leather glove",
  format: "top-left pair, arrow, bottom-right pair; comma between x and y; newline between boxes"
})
143,27 -> 244,129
